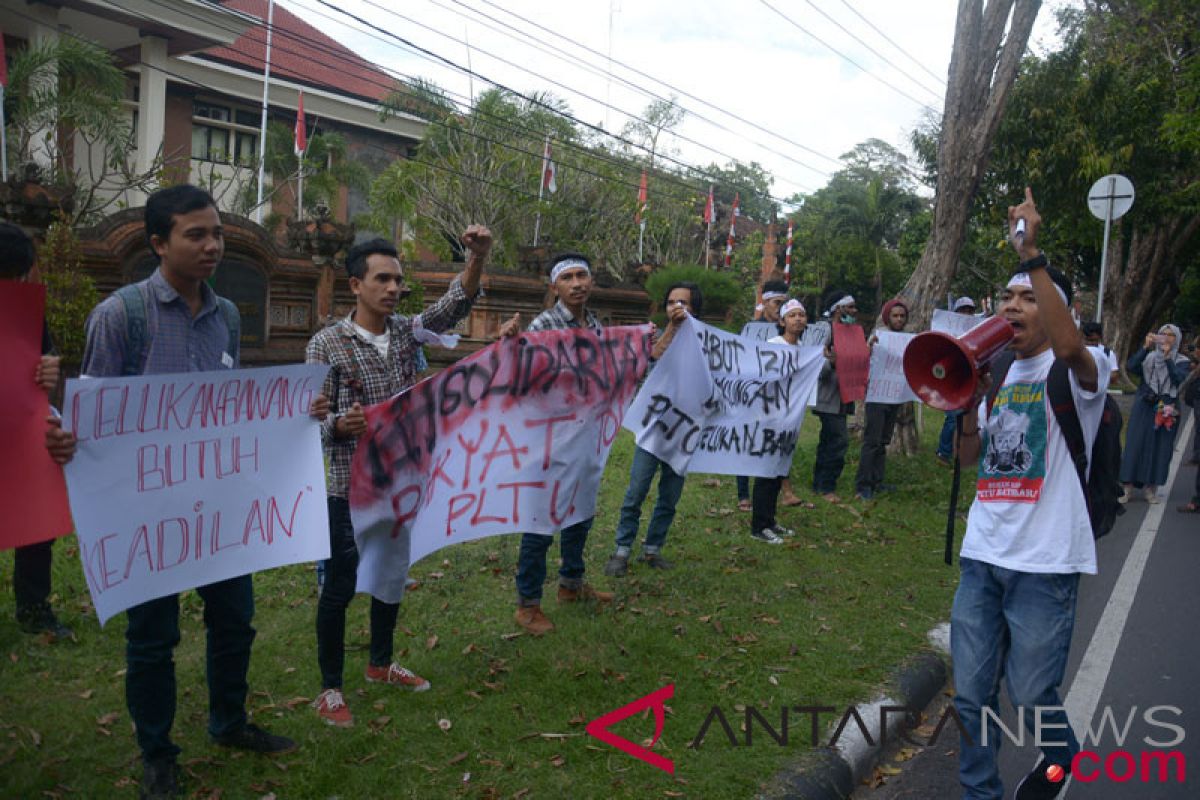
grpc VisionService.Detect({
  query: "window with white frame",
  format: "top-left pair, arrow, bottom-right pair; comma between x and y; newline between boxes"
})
191,101 -> 259,166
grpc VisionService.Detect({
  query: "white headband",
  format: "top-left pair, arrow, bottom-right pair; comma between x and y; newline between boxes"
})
827,294 -> 855,315
761,290 -> 788,301
1007,272 -> 1067,305
550,258 -> 590,283
780,298 -> 806,317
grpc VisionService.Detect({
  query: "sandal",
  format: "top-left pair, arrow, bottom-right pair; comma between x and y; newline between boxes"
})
737,499 -> 752,512
782,496 -> 816,509
1177,502 -> 1200,514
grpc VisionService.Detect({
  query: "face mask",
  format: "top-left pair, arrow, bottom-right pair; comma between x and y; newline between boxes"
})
839,313 -> 856,325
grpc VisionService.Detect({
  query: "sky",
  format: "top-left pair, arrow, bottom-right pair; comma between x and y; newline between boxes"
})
281,0 -> 1072,208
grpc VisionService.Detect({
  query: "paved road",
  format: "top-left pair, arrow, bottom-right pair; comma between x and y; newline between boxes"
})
854,410 -> 1199,800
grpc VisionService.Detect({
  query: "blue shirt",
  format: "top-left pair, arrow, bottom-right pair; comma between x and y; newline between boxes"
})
81,268 -> 239,377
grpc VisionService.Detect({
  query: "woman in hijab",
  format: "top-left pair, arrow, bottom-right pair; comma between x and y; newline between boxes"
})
1119,324 -> 1191,503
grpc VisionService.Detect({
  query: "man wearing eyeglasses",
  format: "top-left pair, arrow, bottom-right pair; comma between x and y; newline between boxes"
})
305,230 -> 492,728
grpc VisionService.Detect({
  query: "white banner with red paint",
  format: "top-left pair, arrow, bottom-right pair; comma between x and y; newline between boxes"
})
61,364 -> 331,624
623,316 -> 824,478
350,326 -> 653,603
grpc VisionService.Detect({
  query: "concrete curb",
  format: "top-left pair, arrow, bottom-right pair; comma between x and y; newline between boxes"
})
764,623 -> 952,800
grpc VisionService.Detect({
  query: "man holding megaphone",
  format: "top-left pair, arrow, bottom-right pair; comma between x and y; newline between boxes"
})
949,189 -> 1106,800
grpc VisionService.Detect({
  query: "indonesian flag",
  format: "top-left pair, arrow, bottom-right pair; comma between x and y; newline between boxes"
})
541,137 -> 557,194
636,170 -> 648,224
294,90 -> 307,157
724,192 -> 740,267
703,184 -> 714,225
784,219 -> 794,283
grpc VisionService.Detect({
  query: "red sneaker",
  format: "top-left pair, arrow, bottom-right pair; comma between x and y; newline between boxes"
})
365,662 -> 431,692
313,688 -> 353,727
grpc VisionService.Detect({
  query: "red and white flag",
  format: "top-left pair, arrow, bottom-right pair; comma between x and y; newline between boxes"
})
784,219 -> 794,283
703,184 -> 714,225
0,30 -> 8,88
540,137 -> 557,194
636,170 -> 648,224
724,192 -> 740,267
294,90 -> 307,157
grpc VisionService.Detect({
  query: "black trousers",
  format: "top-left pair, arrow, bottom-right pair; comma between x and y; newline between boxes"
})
855,402 -> 901,493
316,497 -> 400,690
813,411 -> 850,494
13,539 -> 53,610
750,477 -> 782,534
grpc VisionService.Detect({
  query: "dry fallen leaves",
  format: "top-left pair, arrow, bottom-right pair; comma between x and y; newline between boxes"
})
426,634 -> 440,651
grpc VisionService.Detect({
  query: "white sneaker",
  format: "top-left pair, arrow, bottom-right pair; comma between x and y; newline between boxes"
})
751,528 -> 783,545
1118,486 -> 1134,504
1145,487 -> 1161,504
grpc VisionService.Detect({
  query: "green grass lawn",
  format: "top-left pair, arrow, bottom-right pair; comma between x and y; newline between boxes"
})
0,413 -> 971,799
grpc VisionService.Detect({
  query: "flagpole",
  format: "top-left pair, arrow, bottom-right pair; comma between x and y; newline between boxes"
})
638,220 -> 645,262
704,217 -> 711,269
532,133 -> 549,246
254,0 -> 276,224
703,184 -> 713,269
0,86 -> 7,183
297,153 -> 304,221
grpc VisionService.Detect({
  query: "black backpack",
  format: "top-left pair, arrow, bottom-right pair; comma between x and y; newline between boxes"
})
987,352 -> 1124,539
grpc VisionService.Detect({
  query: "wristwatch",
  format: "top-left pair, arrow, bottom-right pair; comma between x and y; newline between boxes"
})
1014,252 -> 1048,274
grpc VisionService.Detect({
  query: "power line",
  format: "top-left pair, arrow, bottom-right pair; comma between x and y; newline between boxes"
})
431,0 -> 846,171
109,0 -> 805,210
461,0 -> 848,170
4,4 -> 762,258
797,0 -> 943,99
313,0 -> 832,182
839,0 -> 947,88
279,0 -> 808,204
755,0 -> 940,113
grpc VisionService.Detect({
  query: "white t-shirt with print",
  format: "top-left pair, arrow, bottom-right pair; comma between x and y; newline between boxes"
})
960,346 -> 1109,575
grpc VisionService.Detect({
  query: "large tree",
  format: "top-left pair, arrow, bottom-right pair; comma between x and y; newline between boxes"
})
899,0 -> 1042,329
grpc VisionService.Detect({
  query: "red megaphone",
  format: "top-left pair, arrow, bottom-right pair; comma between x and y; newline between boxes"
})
903,316 -> 1015,411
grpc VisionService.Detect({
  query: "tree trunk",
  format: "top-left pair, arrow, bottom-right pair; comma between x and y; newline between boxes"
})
900,0 -> 1042,331
1103,214 -> 1200,377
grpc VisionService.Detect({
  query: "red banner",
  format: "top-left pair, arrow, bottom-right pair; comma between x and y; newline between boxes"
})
0,281 -> 72,549
832,322 -> 870,404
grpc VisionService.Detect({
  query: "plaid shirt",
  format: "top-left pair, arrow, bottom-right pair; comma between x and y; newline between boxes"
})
526,300 -> 602,333
307,276 -> 478,498
81,269 -> 237,377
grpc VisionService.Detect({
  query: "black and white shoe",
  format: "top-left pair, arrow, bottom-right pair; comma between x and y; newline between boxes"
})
751,528 -> 783,545
1014,759 -> 1068,800
770,525 -> 796,538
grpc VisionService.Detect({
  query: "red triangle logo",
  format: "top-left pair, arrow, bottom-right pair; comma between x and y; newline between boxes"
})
585,684 -> 675,774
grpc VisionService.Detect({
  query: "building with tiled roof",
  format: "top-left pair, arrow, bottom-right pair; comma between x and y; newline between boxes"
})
0,0 -> 427,222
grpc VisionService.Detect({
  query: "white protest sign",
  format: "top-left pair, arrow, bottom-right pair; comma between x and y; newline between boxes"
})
350,326 -> 652,603
740,321 -> 778,342
865,331 -> 918,404
931,309 -> 988,337
62,364 -> 331,624
624,316 -> 824,478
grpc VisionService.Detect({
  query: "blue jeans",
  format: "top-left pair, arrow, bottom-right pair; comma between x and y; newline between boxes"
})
951,558 -> 1080,799
938,410 -> 961,458
515,517 -> 594,605
614,446 -> 685,555
125,574 -> 256,762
